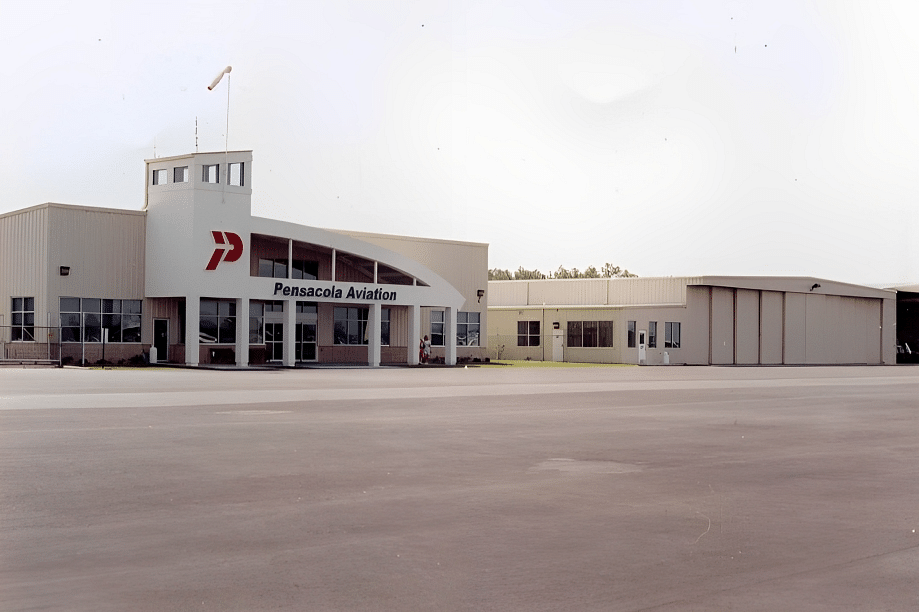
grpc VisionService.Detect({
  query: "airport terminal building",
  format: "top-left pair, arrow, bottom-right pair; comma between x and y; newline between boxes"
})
0,151 -> 489,366
488,277 -> 897,365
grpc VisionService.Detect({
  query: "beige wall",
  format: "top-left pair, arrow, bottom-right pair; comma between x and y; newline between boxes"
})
0,206 -> 49,337
760,291 -> 784,364
735,289 -> 760,364
488,305 -> 690,365
710,287 -> 734,365
339,231 -> 489,361
489,280 -> 895,366
0,204 -> 145,348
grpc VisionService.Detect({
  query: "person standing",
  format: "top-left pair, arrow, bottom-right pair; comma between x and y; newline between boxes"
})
421,335 -> 432,364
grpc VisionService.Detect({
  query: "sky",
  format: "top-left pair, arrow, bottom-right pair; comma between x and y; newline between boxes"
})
1,0 -> 917,286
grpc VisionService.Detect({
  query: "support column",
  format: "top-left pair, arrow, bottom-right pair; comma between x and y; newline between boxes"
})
407,305 -> 420,365
283,299 -> 296,366
445,306 -> 457,366
185,297 -> 199,366
236,297 -> 249,367
368,302 -> 381,367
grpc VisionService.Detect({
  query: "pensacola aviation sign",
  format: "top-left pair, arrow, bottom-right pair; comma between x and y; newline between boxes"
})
272,282 -> 398,302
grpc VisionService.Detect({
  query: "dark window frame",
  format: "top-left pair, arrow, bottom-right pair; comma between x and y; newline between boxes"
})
11,297 -> 35,342
430,310 -> 445,346
567,320 -> 613,348
202,164 -> 219,184
59,297 -> 142,343
228,161 -> 244,186
457,311 -> 480,347
199,298 -> 236,344
665,322 -> 681,349
334,307 -> 368,346
517,320 -> 540,347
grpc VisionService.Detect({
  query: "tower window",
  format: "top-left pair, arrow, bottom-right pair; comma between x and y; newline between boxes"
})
202,164 -> 219,184
228,162 -> 244,186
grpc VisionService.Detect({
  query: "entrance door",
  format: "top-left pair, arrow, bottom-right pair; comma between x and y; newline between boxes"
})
295,322 -> 317,362
552,330 -> 564,362
153,319 -> 168,363
265,323 -> 284,361
638,330 -> 647,365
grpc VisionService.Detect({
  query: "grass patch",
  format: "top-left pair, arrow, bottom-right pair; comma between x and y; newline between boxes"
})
480,360 -> 634,368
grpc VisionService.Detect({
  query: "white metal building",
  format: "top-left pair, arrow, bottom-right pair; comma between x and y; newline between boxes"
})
0,150 -> 488,366
488,277 -> 897,365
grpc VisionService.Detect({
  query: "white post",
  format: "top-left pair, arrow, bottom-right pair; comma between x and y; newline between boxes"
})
445,306 -> 457,366
283,298 -> 296,366
368,302 -> 381,367
407,305 -> 420,365
236,297 -> 249,367
185,297 -> 200,366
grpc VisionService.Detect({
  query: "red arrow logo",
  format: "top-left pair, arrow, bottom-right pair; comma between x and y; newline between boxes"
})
206,231 -> 244,270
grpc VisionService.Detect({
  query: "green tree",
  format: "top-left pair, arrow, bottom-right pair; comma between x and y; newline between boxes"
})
488,268 -> 513,280
514,267 -> 547,280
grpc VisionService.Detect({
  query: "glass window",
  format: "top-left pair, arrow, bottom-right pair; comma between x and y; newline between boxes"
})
202,164 -> 219,184
583,321 -> 598,348
568,320 -> 613,348
103,313 -> 122,342
291,260 -> 319,280
249,302 -> 264,344
60,312 -> 81,342
152,168 -> 167,185
60,297 -> 80,312
123,300 -> 142,315
61,297 -> 142,343
122,309 -> 141,343
228,162 -> 244,186
648,321 -> 657,348
517,320 -> 540,347
11,297 -> 35,341
334,307 -> 368,345
296,301 -> 318,314
457,311 -> 480,346
83,312 -> 102,343
200,298 -> 235,343
258,258 -> 288,279
627,321 -> 636,348
381,308 -> 390,346
174,166 -> 188,183
598,321 -> 614,348
430,310 -> 444,346
567,321 -> 582,348
665,322 -> 681,348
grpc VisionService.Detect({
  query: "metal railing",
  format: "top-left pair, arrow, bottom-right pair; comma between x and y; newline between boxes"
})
0,325 -> 62,365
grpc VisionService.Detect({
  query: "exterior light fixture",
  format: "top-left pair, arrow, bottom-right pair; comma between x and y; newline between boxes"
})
60,266 -> 70,276
810,283 -> 821,291
477,289 -> 485,303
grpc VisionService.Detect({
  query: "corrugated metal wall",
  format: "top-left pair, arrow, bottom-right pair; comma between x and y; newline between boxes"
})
704,287 -> 886,365
488,277 -> 697,308
47,205 -> 146,302
0,206 -> 49,330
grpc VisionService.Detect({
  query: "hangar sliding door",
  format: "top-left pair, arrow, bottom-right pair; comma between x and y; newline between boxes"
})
710,287 -> 734,364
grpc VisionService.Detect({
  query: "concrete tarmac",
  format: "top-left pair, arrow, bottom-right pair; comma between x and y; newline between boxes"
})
2,365 -> 919,611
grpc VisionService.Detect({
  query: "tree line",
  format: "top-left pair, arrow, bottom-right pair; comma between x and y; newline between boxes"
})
488,263 -> 637,281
